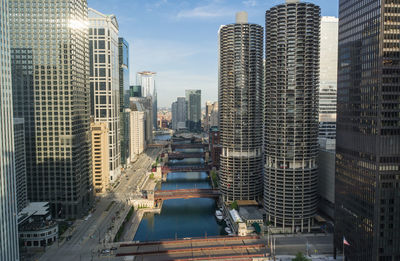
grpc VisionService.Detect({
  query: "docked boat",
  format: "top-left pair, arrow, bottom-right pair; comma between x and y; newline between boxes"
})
215,210 -> 223,221
225,227 -> 232,234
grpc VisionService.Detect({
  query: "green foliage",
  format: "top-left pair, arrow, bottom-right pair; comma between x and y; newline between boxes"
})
230,201 -> 238,210
292,252 -> 311,261
210,170 -> 218,188
149,173 -> 155,179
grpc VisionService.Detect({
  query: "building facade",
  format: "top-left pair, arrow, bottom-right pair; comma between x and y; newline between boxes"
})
185,89 -> 202,131
335,0 -> 400,259
136,71 -> 156,98
0,0 -> 19,258
10,0 -> 93,219
209,127 -> 221,169
218,12 -> 264,202
129,85 -> 142,98
90,122 -> 109,194
171,97 -> 187,130
128,104 -> 146,159
319,16 -> 338,139
264,0 -> 320,232
118,38 -> 130,166
14,118 -> 28,212
89,8 -> 121,183
204,101 -> 219,131
130,96 -> 153,146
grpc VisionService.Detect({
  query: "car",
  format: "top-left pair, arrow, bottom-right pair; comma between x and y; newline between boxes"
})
110,247 -> 117,251
101,249 -> 110,254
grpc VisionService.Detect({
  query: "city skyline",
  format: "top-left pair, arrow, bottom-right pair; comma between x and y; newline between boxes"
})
87,0 -> 339,107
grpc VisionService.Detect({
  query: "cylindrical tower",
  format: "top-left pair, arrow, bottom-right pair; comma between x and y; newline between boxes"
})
264,1 -> 320,232
218,12 -> 264,202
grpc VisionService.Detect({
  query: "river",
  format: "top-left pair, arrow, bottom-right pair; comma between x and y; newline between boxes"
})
133,149 -> 225,241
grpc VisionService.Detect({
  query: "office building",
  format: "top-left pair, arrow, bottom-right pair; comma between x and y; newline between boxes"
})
319,16 -> 338,139
318,138 -> 335,220
89,8 -> 121,183
218,12 -> 264,202
0,0 -> 19,258
185,89 -> 201,131
118,38 -> 130,166
171,97 -> 187,130
128,103 -> 146,159
130,85 -> 142,98
136,71 -> 156,98
153,84 -> 158,130
335,0 -> 400,259
204,101 -> 219,131
10,0 -> 93,218
90,122 -> 109,194
264,0 -> 320,232
14,118 -> 28,212
130,96 -> 153,146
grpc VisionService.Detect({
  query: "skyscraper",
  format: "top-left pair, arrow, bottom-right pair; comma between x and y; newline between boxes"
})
264,0 -> 320,232
136,71 -> 156,98
90,122 -> 109,194
171,97 -> 187,130
335,0 -> 400,259
118,38 -> 130,166
130,85 -> 142,98
0,0 -> 19,258
153,83 -> 158,130
10,0 -> 93,218
89,8 -> 121,183
185,89 -> 201,132
319,16 -> 338,139
218,12 -> 264,202
14,118 -> 28,212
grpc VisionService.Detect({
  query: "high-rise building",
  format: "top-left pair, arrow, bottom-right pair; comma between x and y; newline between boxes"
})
136,71 -> 156,98
130,96 -> 153,146
14,118 -> 28,212
89,8 -> 121,183
90,122 -> 109,194
204,101 -> 219,131
153,84 -> 158,130
118,38 -> 130,166
335,0 -> 400,259
128,103 -> 146,159
218,12 -> 264,202
0,0 -> 19,258
130,85 -> 142,98
171,97 -> 187,130
264,0 -> 320,232
185,89 -> 201,131
319,16 -> 338,139
10,0 -> 93,218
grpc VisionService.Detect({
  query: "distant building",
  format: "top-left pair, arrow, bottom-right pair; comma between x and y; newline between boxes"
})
171,97 -> 187,130
130,85 -> 142,98
90,122 -> 110,194
128,104 -> 146,159
89,8 -> 121,183
14,118 -> 28,212
185,90 -> 202,131
18,202 -> 58,248
130,97 -> 153,146
136,71 -> 156,98
204,101 -> 219,131
118,38 -> 130,166
319,16 -> 338,139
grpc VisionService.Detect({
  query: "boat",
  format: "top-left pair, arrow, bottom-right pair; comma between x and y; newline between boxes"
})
225,227 -> 232,234
215,210 -> 223,221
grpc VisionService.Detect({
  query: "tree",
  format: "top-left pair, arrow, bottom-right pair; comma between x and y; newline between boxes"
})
230,201 -> 238,210
292,252 -> 310,261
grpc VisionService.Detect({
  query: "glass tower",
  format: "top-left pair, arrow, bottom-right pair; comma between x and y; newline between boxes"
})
264,0 -> 320,232
185,89 -> 201,132
0,0 -> 19,259
335,0 -> 400,259
218,12 -> 264,202
9,0 -> 93,218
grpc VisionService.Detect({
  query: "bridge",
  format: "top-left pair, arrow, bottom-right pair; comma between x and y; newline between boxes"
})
154,189 -> 220,200
171,143 -> 208,150
168,151 -> 205,160
162,165 -> 210,175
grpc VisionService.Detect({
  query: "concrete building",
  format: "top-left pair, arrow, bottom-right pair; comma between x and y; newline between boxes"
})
0,0 -> 19,258
319,16 -> 338,139
18,202 -> 58,248
264,1 -> 320,232
9,0 -> 92,219
14,118 -> 28,212
89,8 -> 121,183
128,103 -> 146,159
90,122 -> 109,194
185,90 -> 202,131
152,83 -> 158,130
209,127 -> 221,169
335,0 -> 400,259
318,139 -> 335,220
218,12 -> 264,202
118,38 -> 130,166
204,101 -> 219,131
171,97 -> 187,130
130,97 -> 153,146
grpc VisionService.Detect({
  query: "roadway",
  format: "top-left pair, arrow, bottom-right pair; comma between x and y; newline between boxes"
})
38,147 -> 161,261
272,234 -> 333,256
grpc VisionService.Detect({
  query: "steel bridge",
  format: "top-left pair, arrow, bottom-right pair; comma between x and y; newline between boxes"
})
168,152 -> 205,160
162,165 -> 210,175
171,143 -> 208,150
154,189 -> 220,200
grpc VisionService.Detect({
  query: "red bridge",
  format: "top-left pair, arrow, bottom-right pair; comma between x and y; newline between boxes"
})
168,152 -> 205,160
154,189 -> 220,200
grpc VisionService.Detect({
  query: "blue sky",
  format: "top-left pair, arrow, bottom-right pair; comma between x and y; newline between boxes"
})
87,0 -> 338,107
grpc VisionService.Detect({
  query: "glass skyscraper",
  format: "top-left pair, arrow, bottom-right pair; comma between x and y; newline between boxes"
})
9,0 -> 93,218
119,38 -> 130,166
185,89 -> 202,132
218,12 -> 264,202
335,0 -> 400,259
0,0 -> 19,259
264,0 -> 320,232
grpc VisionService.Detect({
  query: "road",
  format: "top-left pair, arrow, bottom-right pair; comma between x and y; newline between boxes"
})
272,234 -> 333,256
38,147 -> 161,261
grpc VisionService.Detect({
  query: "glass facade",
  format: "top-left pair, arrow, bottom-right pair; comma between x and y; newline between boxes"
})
118,38 -> 129,166
264,1 -> 320,232
0,0 -> 19,259
335,0 -> 400,260
9,0 -> 93,219
218,14 -> 264,202
185,89 -> 201,132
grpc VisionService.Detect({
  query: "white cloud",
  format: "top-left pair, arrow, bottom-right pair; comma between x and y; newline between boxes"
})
243,0 -> 257,7
176,1 -> 234,19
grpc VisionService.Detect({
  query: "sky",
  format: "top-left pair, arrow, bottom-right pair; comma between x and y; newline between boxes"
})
87,0 -> 339,108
